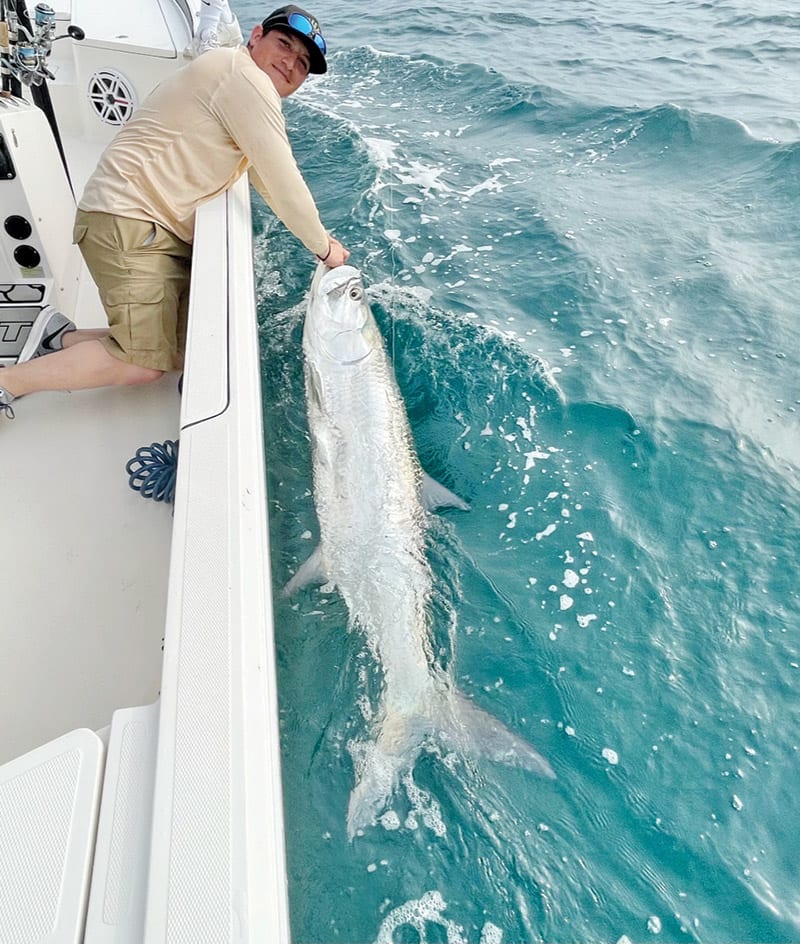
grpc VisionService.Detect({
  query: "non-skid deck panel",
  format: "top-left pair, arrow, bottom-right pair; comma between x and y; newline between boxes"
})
0,728 -> 105,943
84,702 -> 160,943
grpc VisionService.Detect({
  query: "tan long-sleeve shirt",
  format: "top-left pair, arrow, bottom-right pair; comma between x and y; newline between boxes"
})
79,45 -> 329,255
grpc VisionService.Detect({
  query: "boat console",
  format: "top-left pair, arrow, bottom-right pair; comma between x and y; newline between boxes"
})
0,97 -> 79,363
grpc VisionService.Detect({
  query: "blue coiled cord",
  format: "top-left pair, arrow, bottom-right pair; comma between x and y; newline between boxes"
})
126,439 -> 179,503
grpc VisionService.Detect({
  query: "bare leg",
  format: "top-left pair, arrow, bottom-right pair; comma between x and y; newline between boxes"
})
1,339 -> 163,397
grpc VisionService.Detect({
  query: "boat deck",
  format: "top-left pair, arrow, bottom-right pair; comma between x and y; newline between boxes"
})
0,374 -> 178,764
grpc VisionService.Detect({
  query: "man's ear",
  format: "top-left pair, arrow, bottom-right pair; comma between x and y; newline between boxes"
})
248,24 -> 264,46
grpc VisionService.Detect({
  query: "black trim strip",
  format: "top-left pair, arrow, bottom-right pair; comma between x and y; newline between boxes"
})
180,190 -> 232,433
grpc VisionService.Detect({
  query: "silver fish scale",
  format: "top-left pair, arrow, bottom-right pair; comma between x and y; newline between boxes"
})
306,330 -> 433,650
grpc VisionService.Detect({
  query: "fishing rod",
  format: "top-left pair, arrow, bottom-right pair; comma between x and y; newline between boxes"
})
0,1 -> 84,187
0,0 -> 22,97
0,0 -> 57,91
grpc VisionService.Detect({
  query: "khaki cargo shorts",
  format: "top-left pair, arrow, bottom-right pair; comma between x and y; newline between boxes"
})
73,209 -> 192,372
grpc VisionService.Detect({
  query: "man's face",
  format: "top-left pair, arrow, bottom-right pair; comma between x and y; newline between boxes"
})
248,25 -> 310,97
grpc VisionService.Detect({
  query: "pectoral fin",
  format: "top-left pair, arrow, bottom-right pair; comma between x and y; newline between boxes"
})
421,472 -> 470,512
282,544 -> 327,596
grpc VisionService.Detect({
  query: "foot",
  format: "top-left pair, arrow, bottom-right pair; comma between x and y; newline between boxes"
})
187,26 -> 220,57
184,16 -> 242,58
19,306 -> 77,362
0,384 -> 15,419
217,17 -> 243,47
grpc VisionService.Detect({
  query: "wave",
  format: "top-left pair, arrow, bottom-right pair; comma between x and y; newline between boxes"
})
713,38 -> 800,58
586,100 -> 766,151
719,12 -> 800,28
312,44 -> 576,123
311,45 -> 787,158
760,137 -> 800,182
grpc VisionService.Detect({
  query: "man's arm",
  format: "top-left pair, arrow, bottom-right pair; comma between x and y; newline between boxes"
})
222,69 -> 330,256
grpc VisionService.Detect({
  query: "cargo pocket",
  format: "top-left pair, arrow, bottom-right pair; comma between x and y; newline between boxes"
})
140,224 -> 157,248
103,282 -> 167,355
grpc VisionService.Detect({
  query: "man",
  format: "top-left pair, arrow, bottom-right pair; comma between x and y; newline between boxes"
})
0,5 -> 348,419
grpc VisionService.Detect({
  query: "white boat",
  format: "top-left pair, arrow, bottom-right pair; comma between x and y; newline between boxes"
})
0,1 -> 291,940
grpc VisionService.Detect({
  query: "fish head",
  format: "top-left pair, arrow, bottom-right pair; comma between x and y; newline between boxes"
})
305,263 -> 381,365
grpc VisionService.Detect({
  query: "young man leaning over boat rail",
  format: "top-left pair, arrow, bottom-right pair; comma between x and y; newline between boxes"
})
0,4 -> 349,420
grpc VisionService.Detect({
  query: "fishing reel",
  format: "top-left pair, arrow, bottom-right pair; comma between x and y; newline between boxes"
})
0,2 -> 83,89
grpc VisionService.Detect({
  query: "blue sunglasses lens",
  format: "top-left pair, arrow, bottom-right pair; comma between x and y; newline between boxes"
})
287,12 -> 327,54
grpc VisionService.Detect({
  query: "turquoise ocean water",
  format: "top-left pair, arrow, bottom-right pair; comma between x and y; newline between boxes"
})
231,3 -> 799,941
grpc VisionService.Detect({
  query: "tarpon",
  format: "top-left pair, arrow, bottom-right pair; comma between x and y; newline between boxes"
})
285,263 -> 554,837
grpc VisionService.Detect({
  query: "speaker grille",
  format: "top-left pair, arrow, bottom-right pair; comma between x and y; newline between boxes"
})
87,70 -> 137,126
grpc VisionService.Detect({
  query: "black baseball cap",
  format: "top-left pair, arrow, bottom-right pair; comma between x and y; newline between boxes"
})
261,5 -> 328,74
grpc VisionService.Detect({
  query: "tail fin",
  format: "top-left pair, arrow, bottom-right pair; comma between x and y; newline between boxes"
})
345,688 -> 553,838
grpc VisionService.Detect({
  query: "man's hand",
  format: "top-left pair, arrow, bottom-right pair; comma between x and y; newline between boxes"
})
317,236 -> 350,268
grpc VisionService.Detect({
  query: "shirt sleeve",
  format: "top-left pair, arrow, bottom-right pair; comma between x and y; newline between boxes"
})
212,65 -> 330,258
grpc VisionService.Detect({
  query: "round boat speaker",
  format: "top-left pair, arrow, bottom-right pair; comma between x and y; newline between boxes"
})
14,245 -> 41,269
4,215 -> 33,240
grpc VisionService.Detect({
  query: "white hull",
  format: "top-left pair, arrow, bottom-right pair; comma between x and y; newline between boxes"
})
0,2 -> 290,940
